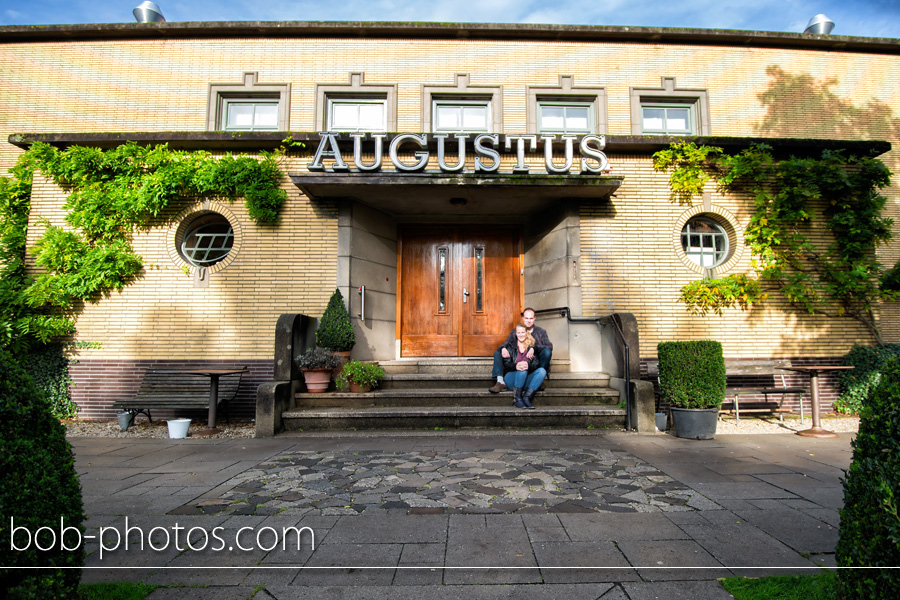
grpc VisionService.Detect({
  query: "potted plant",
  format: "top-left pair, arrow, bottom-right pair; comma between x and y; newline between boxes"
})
294,348 -> 343,393
316,288 -> 356,361
336,360 -> 386,393
658,340 -> 726,439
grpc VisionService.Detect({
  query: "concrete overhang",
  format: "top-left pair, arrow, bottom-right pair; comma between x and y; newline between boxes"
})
290,172 -> 622,216
9,132 -> 891,158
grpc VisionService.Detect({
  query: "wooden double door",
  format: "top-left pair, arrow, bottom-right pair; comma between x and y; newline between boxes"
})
399,225 -> 522,357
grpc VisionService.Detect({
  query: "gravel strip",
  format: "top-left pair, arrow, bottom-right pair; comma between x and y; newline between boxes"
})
63,415 -> 859,438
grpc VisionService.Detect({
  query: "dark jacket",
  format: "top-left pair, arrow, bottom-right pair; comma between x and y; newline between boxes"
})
501,340 -> 540,376
499,325 -> 553,352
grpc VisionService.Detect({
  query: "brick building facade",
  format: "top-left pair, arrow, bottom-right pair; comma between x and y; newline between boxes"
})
2,22 -> 898,419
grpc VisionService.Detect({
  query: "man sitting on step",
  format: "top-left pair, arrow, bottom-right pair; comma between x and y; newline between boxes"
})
489,307 -> 553,393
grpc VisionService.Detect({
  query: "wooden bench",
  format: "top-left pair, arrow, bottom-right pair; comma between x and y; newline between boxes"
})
116,368 -> 245,424
647,359 -> 808,426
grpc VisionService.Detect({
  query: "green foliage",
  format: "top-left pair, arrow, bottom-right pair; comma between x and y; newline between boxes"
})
882,261 -> 900,293
294,347 -> 343,371
836,343 -> 900,414
315,288 -> 356,352
0,141 -> 287,353
657,340 -> 726,409
78,582 -> 157,600
652,141 -> 723,204
721,572 -> 839,600
21,342 -> 78,419
677,274 -> 767,316
653,142 -> 896,343
836,356 -> 900,597
336,360 -> 386,390
0,350 -> 84,599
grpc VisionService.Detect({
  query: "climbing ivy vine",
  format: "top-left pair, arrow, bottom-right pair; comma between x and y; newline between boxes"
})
0,141 -> 288,355
653,142 -> 898,344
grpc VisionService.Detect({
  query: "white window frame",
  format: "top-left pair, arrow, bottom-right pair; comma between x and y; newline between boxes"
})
326,98 -> 388,133
630,77 -> 710,136
432,99 -> 492,133
208,72 -> 290,132
221,98 -> 281,131
641,102 -> 696,136
681,217 -> 729,268
537,101 -> 595,134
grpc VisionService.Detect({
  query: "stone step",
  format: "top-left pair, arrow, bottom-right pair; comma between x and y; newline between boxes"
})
281,405 -> 627,431
378,358 -> 572,375
294,387 -> 621,408
380,371 -> 610,390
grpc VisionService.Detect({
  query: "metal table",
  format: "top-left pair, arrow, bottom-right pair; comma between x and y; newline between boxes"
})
177,369 -> 248,434
779,365 -> 854,438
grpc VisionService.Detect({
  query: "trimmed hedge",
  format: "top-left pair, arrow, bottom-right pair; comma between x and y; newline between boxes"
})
0,350 -> 84,599
658,340 -> 726,409
837,343 -> 900,414
836,355 -> 900,597
22,342 -> 77,419
315,288 -> 355,352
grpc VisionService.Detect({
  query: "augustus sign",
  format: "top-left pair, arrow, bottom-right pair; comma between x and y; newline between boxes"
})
307,133 -> 610,174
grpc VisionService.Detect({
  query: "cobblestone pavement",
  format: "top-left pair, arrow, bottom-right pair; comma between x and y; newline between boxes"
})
184,447 -> 715,517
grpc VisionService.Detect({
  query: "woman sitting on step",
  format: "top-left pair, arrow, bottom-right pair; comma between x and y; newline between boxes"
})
501,323 -> 547,409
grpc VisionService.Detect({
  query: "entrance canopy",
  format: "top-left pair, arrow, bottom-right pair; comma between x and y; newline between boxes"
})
291,172 -> 623,216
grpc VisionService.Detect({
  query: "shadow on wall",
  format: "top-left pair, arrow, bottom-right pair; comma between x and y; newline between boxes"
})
756,65 -> 900,143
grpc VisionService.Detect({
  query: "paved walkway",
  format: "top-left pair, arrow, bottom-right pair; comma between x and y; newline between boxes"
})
72,429 -> 853,599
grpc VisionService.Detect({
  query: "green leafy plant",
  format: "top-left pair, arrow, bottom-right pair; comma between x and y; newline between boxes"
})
721,572 -> 839,600
294,347 -> 343,371
677,274 -> 767,316
0,350 -> 85,599
836,343 -> 900,414
315,288 -> 356,352
0,141 -> 288,355
654,142 -> 898,344
21,342 -> 77,419
336,360 -> 385,391
657,340 -> 726,409
836,356 -> 900,598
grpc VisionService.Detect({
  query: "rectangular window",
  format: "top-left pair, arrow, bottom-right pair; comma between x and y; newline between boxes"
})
222,99 -> 280,131
538,102 -> 592,134
433,100 -> 490,133
327,99 -> 387,132
641,103 -> 695,135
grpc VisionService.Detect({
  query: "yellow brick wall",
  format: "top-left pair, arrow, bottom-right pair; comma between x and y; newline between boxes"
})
4,33 -> 900,360
26,161 -> 337,360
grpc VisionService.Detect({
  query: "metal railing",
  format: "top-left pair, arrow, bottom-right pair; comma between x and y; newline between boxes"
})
533,307 -> 632,430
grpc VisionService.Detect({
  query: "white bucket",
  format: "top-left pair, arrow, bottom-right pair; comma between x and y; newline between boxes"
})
166,418 -> 191,439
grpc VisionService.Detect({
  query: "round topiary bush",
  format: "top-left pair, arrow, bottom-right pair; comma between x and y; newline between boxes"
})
0,350 -> 84,599
315,288 -> 355,352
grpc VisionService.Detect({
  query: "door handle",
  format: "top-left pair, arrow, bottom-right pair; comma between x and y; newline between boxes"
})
463,287 -> 469,303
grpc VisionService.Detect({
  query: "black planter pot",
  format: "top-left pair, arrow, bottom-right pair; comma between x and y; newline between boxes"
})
670,407 -> 719,440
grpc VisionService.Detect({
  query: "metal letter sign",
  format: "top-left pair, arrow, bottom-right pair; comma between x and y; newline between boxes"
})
307,133 -> 609,175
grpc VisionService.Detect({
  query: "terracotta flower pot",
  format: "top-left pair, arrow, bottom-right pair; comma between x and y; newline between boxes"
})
302,369 -> 332,393
348,381 -> 372,393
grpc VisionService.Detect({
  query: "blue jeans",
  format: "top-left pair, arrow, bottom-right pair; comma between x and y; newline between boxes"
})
492,347 -> 552,378
506,367 -> 547,391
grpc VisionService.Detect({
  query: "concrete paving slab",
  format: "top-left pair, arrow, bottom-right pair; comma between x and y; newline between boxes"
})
532,541 -> 639,583
558,512 -> 692,541
615,540 -> 730,581
70,430 -> 855,594
622,580 -> 736,599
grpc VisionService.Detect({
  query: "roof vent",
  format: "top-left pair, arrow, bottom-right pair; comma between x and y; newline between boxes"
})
133,1 -> 166,23
804,14 -> 834,35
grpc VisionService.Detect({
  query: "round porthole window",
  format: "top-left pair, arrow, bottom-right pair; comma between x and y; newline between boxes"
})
179,213 -> 234,268
681,216 -> 729,268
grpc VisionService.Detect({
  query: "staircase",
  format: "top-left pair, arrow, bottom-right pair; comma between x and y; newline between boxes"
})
282,358 -> 625,431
